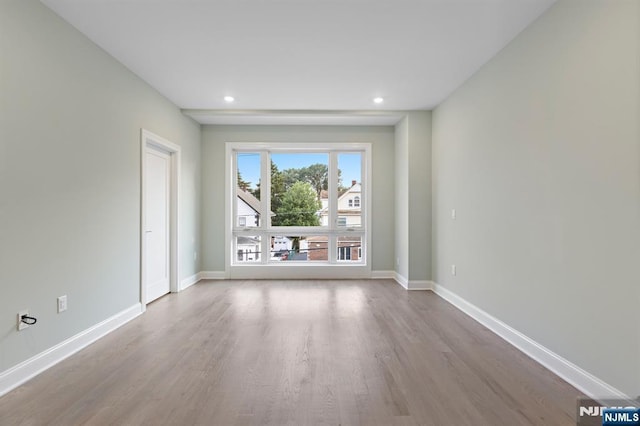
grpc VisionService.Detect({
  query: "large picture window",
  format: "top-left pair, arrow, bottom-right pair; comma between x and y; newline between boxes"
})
228,143 -> 370,267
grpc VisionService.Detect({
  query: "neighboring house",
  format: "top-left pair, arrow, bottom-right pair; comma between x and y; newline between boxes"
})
237,235 -> 261,262
236,189 -> 274,261
237,188 -> 262,228
305,236 -> 329,261
337,235 -> 362,261
271,236 -> 309,260
318,181 -> 362,227
305,235 -> 361,261
272,236 -> 292,253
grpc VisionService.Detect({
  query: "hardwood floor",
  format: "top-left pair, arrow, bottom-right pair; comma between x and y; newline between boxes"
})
0,280 -> 582,425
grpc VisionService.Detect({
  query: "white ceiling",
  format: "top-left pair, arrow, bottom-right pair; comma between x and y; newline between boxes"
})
41,0 -> 555,124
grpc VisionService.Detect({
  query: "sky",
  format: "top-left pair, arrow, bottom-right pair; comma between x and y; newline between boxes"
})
237,152 -> 362,191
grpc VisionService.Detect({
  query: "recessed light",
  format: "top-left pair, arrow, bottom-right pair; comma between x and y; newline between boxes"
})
224,96 -> 235,103
373,97 -> 384,104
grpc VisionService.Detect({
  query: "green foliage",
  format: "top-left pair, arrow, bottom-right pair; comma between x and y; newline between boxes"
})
239,161 -> 339,227
280,163 -> 334,200
269,161 -> 343,226
275,181 -> 321,226
270,161 -> 285,225
302,163 -> 328,200
336,169 -> 345,192
237,170 -> 251,191
281,168 -> 303,191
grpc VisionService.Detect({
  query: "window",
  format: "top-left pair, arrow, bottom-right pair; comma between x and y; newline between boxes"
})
337,236 -> 361,262
338,246 -> 351,260
229,143 -> 369,266
235,236 -> 261,263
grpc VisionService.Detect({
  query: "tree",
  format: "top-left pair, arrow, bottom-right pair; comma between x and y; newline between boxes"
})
237,171 -> 251,192
337,169 -> 345,193
301,163 -> 328,200
276,181 -> 321,226
281,168 -> 303,191
282,164 -> 329,201
270,161 -> 286,225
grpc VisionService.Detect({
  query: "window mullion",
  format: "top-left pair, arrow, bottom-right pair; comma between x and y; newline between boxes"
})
328,152 -> 338,263
261,151 -> 271,264
361,150 -> 366,232
232,152 -> 238,230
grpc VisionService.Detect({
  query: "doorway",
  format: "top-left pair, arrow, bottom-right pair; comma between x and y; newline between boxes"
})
141,129 -> 180,306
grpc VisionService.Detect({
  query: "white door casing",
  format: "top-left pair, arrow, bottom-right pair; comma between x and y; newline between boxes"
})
140,129 -> 180,308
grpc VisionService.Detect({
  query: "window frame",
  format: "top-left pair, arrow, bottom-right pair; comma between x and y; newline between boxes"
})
225,142 -> 371,278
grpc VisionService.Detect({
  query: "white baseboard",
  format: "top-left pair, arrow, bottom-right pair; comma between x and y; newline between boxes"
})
179,272 -> 201,291
407,280 -> 433,290
394,272 -> 409,289
371,270 -> 395,279
431,283 -> 630,401
0,303 -> 143,398
393,273 -> 431,290
200,271 -> 227,280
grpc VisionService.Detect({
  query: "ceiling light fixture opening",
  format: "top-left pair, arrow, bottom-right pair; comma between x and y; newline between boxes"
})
373,97 -> 384,104
224,96 -> 235,103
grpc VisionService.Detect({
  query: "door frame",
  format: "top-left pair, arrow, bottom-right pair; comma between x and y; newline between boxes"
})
140,129 -> 181,310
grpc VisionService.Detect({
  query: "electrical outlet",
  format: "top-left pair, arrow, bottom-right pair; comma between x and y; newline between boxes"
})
17,310 -> 29,331
451,208 -> 456,220
57,295 -> 67,313
396,257 -> 400,267
451,264 -> 457,276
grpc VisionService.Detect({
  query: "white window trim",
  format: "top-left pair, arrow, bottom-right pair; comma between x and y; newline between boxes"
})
225,142 -> 371,279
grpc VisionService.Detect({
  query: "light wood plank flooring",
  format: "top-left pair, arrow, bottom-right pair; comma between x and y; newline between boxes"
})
0,280 -> 582,425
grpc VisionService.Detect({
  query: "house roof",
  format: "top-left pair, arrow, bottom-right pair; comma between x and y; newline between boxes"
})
306,236 -> 329,243
337,236 -> 362,243
237,236 -> 261,245
237,188 -> 261,213
237,189 -> 275,216
319,182 -> 361,213
320,183 -> 360,201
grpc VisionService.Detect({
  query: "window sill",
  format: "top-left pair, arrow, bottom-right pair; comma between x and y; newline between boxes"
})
228,263 -> 371,279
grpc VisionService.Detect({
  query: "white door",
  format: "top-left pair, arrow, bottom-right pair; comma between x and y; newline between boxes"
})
144,147 -> 171,303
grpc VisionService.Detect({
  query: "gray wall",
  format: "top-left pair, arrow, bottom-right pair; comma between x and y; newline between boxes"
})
394,112 -> 432,283
394,118 -> 410,279
201,125 -> 395,273
407,112 -> 432,283
0,0 -> 201,372
432,0 -> 639,396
